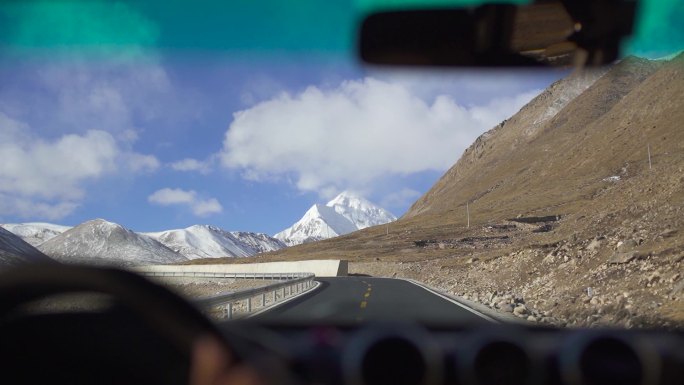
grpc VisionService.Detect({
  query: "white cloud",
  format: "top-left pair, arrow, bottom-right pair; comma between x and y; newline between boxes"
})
191,198 -> 223,217
0,112 -> 160,220
220,77 -> 540,196
170,158 -> 212,174
0,193 -> 79,221
126,153 -> 160,173
0,125 -> 118,201
148,188 -> 196,205
32,60 -> 174,139
148,188 -> 223,217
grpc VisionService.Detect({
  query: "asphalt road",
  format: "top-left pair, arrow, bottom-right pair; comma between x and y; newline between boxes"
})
258,277 -> 494,324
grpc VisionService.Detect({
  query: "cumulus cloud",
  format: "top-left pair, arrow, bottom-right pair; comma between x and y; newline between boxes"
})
148,188 -> 223,217
148,188 -> 196,205
0,194 -> 79,221
126,153 -> 160,173
192,198 -> 223,217
0,112 -> 159,220
170,158 -> 213,174
0,126 -> 118,201
220,77 -> 540,195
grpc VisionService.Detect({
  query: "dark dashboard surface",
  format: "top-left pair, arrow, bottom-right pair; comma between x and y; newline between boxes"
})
225,319 -> 684,385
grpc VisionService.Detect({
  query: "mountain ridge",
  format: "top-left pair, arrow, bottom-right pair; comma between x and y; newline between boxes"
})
0,227 -> 55,268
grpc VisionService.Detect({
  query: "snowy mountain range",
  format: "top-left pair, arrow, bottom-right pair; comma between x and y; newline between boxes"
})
1,220 -> 285,266
0,192 -> 392,264
0,226 -> 54,268
144,225 -> 284,260
0,222 -> 72,246
275,192 -> 396,246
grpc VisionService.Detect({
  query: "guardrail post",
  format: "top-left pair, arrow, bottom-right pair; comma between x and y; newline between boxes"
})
226,303 -> 233,320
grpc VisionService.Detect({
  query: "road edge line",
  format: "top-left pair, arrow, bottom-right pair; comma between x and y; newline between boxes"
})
402,278 -> 501,323
246,280 -> 322,318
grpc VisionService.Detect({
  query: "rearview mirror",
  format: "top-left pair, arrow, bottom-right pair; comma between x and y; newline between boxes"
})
359,0 -> 637,67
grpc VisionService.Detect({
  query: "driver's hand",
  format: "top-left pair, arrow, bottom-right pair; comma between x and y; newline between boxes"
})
190,336 -> 264,385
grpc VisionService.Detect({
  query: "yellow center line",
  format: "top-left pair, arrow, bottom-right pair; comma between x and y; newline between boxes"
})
364,292 -> 370,298
360,301 -> 367,309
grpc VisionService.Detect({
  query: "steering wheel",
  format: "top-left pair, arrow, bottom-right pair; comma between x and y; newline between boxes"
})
0,264 -> 233,385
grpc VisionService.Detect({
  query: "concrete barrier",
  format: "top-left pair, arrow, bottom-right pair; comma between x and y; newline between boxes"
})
133,260 -> 348,277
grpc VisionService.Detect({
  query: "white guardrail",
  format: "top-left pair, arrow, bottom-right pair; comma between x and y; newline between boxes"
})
142,271 -> 310,280
139,271 -> 317,319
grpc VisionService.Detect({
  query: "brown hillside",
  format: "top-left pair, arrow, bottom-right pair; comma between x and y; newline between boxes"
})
197,56 -> 684,328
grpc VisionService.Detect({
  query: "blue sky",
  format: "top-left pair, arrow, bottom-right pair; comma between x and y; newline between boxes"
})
2,0 -> 679,235
0,51 -> 559,234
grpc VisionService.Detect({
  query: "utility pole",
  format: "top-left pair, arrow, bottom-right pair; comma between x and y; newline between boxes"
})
466,202 -> 470,229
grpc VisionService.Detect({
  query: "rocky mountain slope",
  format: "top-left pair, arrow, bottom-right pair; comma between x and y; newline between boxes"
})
235,55 -> 684,328
0,227 -> 54,268
38,219 -> 187,266
275,191 -> 396,246
145,225 -> 285,259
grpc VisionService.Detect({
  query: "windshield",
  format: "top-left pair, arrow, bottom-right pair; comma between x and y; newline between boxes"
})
0,0 -> 682,329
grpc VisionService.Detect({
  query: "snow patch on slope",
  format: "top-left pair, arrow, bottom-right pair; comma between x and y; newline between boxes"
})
531,70 -> 607,129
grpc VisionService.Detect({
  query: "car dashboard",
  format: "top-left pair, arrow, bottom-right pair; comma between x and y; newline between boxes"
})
0,266 -> 682,385
226,320 -> 684,385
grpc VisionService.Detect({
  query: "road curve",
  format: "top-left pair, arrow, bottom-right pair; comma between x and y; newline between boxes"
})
257,277 -> 493,324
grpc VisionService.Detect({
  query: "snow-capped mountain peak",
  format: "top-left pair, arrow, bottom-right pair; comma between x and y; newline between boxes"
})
38,219 -> 187,267
275,192 -> 396,246
325,191 -> 397,230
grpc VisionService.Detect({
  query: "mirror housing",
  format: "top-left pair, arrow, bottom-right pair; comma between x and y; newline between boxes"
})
359,0 -> 637,67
